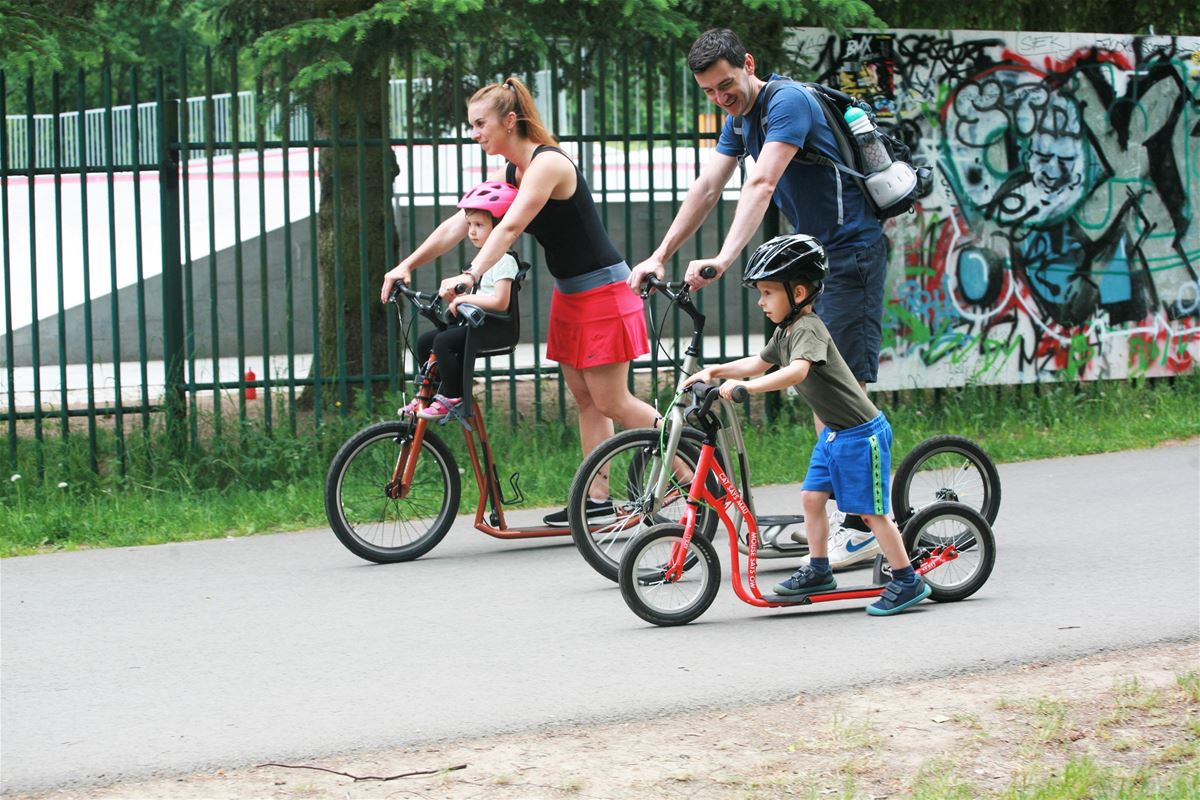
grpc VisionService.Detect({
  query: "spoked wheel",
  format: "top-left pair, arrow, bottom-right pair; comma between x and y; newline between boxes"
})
874,502 -> 995,601
568,426 -> 721,582
324,420 -> 461,563
892,436 -> 1001,526
618,523 -> 721,626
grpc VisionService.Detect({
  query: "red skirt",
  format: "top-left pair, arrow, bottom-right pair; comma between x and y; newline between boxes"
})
546,281 -> 649,369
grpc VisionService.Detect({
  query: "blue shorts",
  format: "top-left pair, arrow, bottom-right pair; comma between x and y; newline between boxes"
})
814,234 -> 887,383
802,413 -> 892,517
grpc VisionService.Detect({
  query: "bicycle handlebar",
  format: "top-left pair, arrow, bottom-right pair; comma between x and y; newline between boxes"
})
638,265 -> 718,299
685,381 -> 748,427
388,282 -> 446,329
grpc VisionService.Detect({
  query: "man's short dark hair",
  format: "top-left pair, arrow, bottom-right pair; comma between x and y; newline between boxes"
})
687,29 -> 747,73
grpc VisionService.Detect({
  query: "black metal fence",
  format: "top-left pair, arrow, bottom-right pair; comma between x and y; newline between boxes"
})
1,44 -> 765,474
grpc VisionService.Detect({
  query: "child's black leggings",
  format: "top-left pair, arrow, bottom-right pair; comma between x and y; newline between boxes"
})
415,320 -> 517,398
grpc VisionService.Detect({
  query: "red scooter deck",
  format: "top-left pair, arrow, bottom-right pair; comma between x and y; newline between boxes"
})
760,584 -> 887,606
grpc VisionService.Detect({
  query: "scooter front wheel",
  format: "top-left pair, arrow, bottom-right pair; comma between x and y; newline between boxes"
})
619,524 -> 721,627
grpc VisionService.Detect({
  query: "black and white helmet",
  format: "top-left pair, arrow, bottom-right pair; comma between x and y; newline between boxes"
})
742,233 -> 827,289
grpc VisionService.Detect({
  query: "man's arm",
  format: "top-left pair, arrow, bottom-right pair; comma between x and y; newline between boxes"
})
628,152 -> 738,290
683,138 -> 799,290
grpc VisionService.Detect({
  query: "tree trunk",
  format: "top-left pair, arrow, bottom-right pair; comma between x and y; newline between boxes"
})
300,71 -> 399,412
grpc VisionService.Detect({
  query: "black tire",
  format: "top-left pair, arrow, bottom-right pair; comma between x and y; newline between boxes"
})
619,524 -> 721,626
324,420 -> 461,563
901,502 -> 995,602
892,435 -> 1001,526
568,426 -> 721,582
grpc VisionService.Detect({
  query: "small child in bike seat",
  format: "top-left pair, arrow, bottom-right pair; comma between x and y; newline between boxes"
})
404,182 -> 521,420
682,233 -> 931,616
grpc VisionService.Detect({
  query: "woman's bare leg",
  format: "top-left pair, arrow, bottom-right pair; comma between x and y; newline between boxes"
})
562,361 -> 659,501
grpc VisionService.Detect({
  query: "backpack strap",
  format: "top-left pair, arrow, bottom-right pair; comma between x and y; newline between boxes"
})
733,78 -> 870,181
733,78 -> 874,224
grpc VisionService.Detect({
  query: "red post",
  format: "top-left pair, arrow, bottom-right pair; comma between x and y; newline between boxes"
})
244,369 -> 258,400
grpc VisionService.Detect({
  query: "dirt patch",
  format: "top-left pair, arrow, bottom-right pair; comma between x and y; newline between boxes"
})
17,641 -> 1198,800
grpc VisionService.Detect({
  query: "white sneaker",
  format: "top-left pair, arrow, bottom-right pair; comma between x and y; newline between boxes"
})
790,508 -> 845,545
827,524 -> 881,570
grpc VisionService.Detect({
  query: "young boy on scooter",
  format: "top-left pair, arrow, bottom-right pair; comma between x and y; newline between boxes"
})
682,233 -> 929,615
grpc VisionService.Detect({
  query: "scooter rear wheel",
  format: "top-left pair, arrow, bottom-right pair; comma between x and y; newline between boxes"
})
892,435 -> 1001,526
888,502 -> 995,602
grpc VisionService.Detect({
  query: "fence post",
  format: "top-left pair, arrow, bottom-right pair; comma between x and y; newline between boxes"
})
762,203 -> 782,424
157,89 -> 185,453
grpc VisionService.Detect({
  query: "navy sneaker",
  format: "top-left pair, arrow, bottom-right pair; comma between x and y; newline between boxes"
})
773,565 -> 837,596
867,577 -> 932,616
543,498 -> 615,527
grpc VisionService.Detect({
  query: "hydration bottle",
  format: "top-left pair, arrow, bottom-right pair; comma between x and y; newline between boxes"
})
843,105 -> 918,213
843,106 -> 893,174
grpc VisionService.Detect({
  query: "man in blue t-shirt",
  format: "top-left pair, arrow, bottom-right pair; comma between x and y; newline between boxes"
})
628,27 -> 886,387
627,27 -> 888,568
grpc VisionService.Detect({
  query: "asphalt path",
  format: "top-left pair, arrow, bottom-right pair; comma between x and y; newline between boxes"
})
2,443 -> 1198,794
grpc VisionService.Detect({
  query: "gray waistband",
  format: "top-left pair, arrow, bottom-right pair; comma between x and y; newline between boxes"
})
555,262 -> 631,294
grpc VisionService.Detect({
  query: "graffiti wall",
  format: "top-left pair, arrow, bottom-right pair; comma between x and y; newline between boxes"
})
792,29 -> 1200,386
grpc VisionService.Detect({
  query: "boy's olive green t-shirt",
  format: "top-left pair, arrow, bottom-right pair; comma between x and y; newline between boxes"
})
759,313 -> 878,431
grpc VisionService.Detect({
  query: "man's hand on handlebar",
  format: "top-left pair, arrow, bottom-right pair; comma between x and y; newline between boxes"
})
680,367 -> 714,390
684,259 -> 725,291
628,257 -> 666,294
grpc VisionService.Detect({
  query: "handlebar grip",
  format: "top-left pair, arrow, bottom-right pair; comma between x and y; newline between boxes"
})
699,266 -> 717,279
454,283 -> 468,295
730,385 -> 749,403
698,382 -> 721,418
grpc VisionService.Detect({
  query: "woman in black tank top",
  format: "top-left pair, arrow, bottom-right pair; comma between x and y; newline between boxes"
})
379,77 -> 661,526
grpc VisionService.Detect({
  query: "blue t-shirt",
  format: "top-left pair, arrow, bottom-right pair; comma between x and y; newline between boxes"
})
716,75 -> 881,252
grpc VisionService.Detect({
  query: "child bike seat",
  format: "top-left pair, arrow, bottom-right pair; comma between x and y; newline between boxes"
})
456,255 -> 532,412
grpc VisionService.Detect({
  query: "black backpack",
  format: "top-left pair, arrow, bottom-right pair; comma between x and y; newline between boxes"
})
732,78 -> 933,220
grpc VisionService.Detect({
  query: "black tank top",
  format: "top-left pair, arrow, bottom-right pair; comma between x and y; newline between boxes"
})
505,146 -> 623,280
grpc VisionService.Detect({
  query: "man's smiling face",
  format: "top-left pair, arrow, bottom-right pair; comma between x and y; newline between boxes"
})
693,53 -> 758,117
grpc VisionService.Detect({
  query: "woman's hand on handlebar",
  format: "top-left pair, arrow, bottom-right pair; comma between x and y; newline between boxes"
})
380,265 -> 413,304
437,273 -> 470,302
684,258 -> 726,291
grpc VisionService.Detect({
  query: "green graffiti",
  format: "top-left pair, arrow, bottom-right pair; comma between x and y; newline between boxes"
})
1065,333 -> 1097,381
971,335 -> 1023,377
1128,336 -> 1155,374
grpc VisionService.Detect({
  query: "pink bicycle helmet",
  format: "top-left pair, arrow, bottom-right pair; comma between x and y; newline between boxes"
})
457,181 -> 518,219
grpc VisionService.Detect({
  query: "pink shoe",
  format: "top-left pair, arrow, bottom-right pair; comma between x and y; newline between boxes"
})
417,396 -> 463,420
398,398 -> 421,416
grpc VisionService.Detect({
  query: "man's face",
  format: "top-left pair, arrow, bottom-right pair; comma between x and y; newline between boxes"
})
693,54 -> 757,117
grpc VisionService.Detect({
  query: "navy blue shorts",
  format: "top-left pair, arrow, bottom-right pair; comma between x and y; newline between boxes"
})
802,413 -> 893,517
814,234 -> 887,383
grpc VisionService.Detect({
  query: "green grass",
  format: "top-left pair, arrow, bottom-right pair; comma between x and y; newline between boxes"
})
997,757 -> 1199,799
2,374 -> 1198,556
